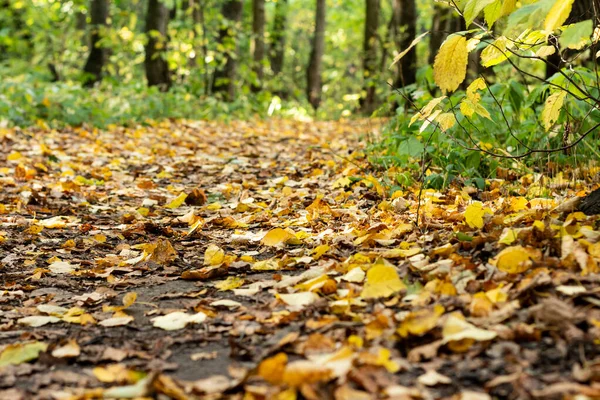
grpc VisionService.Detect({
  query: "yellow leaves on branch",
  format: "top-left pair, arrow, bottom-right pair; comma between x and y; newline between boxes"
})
480,36 -> 512,68
433,35 -> 469,93
542,91 -> 567,131
544,0 -> 575,32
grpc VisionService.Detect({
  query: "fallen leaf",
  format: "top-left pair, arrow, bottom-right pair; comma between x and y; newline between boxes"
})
152,311 -> 207,331
361,263 -> 406,299
204,244 -> 225,266
18,315 -> 61,327
51,340 -> 80,358
261,228 -> 296,247
0,342 -> 48,367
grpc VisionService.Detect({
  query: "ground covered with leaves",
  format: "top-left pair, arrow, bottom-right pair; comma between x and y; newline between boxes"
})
1,120 -> 600,399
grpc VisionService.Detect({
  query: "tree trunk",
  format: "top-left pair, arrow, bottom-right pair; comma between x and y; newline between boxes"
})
545,0 -> 600,78
188,0 -> 209,93
212,0 -> 244,100
269,0 -> 288,75
82,0 -> 108,87
145,0 -> 171,91
360,0 -> 380,113
579,187 -> 600,215
394,0 -> 417,88
306,0 -> 326,110
251,0 -> 265,91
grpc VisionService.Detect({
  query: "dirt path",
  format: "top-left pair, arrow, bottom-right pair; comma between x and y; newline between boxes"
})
1,120 -> 600,399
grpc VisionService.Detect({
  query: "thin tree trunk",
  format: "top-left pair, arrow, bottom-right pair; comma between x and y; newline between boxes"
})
212,0 -> 244,100
145,0 -> 171,91
251,0 -> 265,91
360,0 -> 380,113
83,0 -> 108,87
269,0 -> 288,75
395,0 -> 416,88
307,0 -> 326,110
188,0 -> 210,93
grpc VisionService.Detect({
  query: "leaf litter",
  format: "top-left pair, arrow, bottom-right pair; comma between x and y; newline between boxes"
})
1,120 -> 600,398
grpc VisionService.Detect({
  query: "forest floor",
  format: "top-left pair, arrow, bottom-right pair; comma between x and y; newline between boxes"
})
1,119 -> 600,400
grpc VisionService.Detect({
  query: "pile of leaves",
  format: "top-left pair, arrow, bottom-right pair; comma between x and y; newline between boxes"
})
1,119 -> 600,399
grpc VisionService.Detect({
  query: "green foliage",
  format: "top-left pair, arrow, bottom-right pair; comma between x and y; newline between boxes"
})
372,0 -> 600,188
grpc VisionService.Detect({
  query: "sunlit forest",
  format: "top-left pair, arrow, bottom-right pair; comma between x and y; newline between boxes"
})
1,0 -> 437,124
3,0 -> 600,398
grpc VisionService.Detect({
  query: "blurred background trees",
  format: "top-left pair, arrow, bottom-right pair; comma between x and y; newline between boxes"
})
0,0 -> 433,122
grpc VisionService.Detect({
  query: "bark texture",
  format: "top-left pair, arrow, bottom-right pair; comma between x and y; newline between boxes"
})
212,0 -> 244,100
360,0 -> 380,113
307,0 -> 326,110
394,0 -> 416,88
269,0 -> 288,75
251,0 -> 265,91
82,0 -> 108,87
145,0 -> 171,91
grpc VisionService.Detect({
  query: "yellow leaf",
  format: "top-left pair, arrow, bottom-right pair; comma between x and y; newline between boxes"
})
375,348 -> 400,373
480,36 -> 512,67
390,31 -> 430,68
261,228 -> 295,247
258,353 -> 288,384
491,245 -> 541,274
435,113 -> 456,132
0,342 -> 48,367
215,276 -> 245,291
510,196 -> 528,211
542,91 -> 566,131
204,244 -> 225,266
460,99 -> 492,119
397,305 -> 445,337
122,292 -> 137,308
536,45 -> 556,57
410,96 -> 446,126
464,202 -> 493,229
544,0 -> 575,31
361,264 -> 406,299
312,244 -> 330,260
7,151 -> 22,161
433,35 -> 468,93
498,228 -> 519,245
166,193 -> 187,209
485,286 -> 507,303
466,77 -> 487,101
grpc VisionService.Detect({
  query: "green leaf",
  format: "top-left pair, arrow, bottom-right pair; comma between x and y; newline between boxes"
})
456,232 -> 474,242
398,136 -> 425,158
559,20 -> 593,50
463,0 -> 497,27
506,0 -> 555,34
